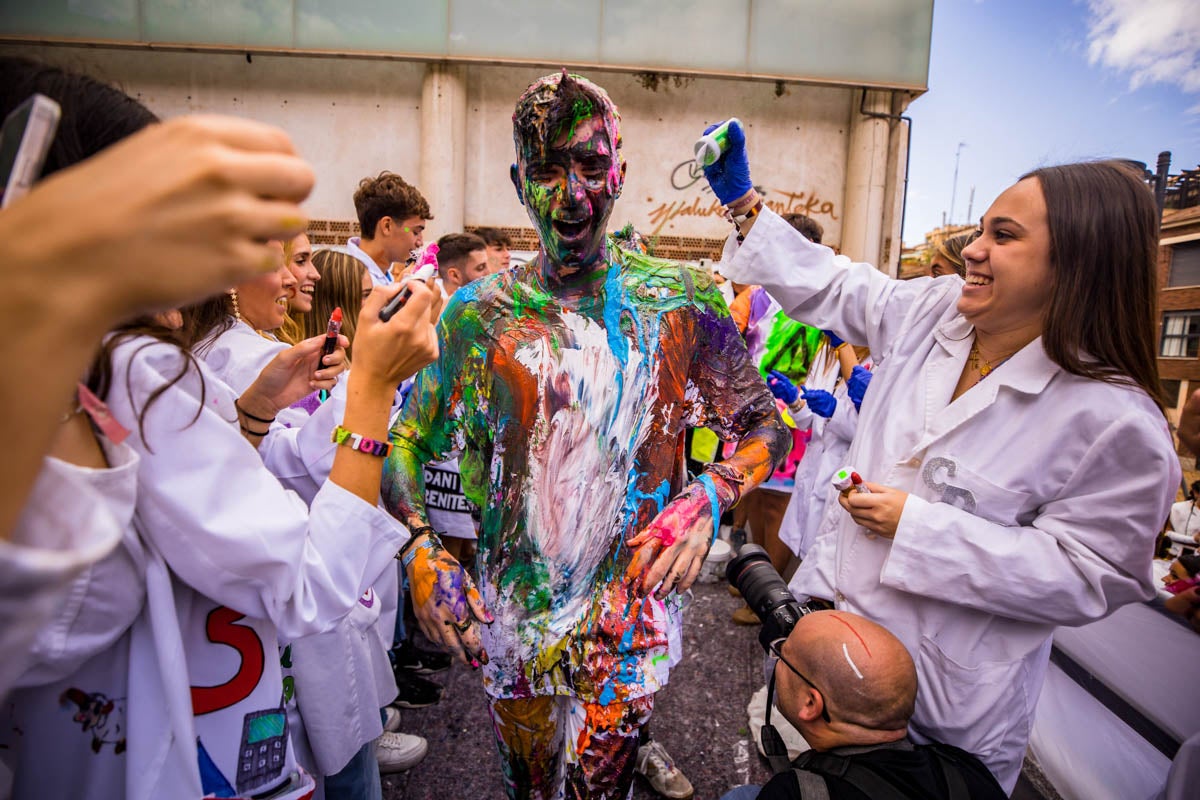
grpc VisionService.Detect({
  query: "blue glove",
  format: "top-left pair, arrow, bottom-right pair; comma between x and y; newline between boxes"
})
800,387 -> 837,419
700,119 -> 753,205
766,369 -> 799,405
847,366 -> 872,412
821,330 -> 844,349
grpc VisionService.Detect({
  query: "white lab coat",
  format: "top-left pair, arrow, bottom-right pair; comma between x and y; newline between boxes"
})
196,321 -> 401,777
780,388 -> 858,559
0,456 -> 126,703
725,208 -> 1179,792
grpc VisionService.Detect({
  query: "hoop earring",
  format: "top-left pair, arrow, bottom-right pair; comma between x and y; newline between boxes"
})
228,289 -> 242,322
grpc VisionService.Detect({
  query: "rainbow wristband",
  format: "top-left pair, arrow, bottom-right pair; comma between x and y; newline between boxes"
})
331,425 -> 392,457
696,473 -> 722,545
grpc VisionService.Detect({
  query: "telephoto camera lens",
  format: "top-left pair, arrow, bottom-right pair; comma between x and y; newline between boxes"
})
726,544 -> 804,649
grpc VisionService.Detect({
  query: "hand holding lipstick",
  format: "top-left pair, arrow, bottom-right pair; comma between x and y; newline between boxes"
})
837,481 -> 908,539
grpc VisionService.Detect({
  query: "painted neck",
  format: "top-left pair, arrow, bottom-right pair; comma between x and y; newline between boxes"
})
538,245 -> 611,299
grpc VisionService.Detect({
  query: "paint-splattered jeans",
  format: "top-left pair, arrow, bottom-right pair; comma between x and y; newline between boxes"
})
487,693 -> 655,800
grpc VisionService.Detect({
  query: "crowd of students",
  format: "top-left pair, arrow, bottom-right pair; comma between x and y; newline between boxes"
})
0,54 -> 1188,800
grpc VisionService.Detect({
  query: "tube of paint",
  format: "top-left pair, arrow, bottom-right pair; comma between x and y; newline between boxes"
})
850,472 -> 871,494
693,118 -> 742,168
379,244 -> 439,322
831,467 -> 855,493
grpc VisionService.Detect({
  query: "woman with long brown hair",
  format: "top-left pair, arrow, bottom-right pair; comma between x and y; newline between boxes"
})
702,119 -> 1177,794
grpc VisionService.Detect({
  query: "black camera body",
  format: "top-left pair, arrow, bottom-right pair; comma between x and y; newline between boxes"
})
725,543 -> 809,650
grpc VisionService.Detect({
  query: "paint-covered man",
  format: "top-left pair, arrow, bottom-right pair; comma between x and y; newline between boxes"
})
383,71 -> 789,799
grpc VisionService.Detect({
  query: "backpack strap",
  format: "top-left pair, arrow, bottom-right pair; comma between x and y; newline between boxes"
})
794,749 -> 911,800
924,745 -> 975,800
791,767 -> 832,800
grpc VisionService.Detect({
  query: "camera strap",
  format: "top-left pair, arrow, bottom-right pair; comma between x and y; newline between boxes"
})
762,670 -> 796,774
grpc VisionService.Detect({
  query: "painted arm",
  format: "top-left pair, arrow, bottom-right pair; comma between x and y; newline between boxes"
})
382,323 -> 490,666
629,293 -> 791,599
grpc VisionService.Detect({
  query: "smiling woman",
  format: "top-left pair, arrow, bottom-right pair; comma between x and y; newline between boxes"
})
706,120 -> 1178,795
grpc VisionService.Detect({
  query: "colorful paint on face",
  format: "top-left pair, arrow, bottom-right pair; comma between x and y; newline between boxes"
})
513,72 -> 624,280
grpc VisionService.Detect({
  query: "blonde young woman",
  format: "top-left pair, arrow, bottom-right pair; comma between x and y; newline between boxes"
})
278,232 -> 319,346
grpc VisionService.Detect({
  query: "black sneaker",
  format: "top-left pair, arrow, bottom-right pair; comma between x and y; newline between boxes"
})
393,641 -> 452,675
391,668 -> 443,709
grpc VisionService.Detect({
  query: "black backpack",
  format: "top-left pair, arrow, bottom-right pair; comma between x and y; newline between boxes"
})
788,741 -> 999,800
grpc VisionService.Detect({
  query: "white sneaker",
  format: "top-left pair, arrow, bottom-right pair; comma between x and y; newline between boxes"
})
375,731 -> 427,773
635,740 -> 694,799
382,705 -> 403,733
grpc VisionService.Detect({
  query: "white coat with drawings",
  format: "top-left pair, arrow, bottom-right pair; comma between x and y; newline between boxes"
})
723,206 -> 1179,793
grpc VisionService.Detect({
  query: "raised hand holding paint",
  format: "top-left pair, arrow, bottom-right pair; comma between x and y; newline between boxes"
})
693,117 -> 741,168
379,243 -> 439,322
403,533 -> 492,666
699,118 -> 753,206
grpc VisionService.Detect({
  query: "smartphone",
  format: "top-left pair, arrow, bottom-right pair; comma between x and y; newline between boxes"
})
0,93 -> 61,208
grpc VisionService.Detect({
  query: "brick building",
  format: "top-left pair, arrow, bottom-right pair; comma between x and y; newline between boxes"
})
1157,204 -> 1200,423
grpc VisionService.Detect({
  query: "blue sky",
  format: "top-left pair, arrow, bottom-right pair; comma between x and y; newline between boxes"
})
903,0 -> 1200,245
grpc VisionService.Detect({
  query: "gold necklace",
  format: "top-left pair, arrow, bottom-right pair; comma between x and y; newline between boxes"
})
969,340 -> 1017,378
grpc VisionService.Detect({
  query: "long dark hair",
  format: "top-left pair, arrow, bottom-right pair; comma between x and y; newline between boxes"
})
0,57 -> 202,442
0,56 -> 157,178
181,294 -> 237,355
1023,161 -> 1164,410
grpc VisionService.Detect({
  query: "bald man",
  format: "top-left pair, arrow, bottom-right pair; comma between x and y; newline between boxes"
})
723,611 -> 1006,800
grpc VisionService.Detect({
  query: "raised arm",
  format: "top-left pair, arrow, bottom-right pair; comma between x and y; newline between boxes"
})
701,119 -> 930,358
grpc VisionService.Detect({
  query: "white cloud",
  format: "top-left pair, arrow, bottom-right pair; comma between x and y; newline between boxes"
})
1085,0 -> 1200,95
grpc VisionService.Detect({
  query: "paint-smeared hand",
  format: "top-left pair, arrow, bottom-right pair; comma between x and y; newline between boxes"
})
406,534 -> 493,667
847,365 -> 872,412
821,330 -> 844,349
626,485 -> 716,600
837,482 -> 907,538
701,119 -> 753,206
766,369 -> 799,405
800,386 -> 837,419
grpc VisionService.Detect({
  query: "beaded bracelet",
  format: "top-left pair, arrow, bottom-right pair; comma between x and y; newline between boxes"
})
732,199 -> 764,244
331,425 -> 392,457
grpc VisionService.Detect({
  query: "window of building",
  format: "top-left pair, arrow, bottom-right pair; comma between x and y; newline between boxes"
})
1161,311 -> 1200,357
1168,241 -> 1200,287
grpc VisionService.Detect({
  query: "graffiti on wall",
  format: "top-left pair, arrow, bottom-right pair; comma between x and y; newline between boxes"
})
643,160 -> 838,239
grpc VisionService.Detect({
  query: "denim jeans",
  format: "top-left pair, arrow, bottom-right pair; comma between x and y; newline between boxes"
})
323,739 -> 381,800
719,785 -> 762,800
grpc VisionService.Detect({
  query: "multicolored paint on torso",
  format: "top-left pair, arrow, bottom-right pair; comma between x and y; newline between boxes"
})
388,241 -> 780,703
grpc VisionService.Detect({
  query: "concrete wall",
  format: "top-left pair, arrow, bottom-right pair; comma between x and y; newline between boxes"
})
1,43 -> 909,266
